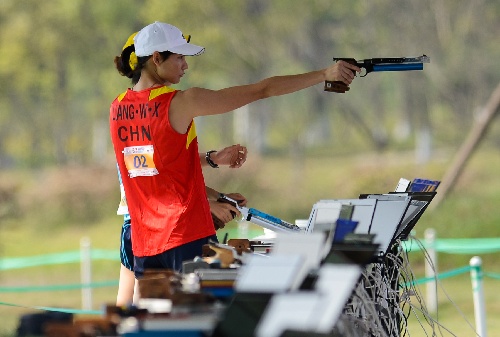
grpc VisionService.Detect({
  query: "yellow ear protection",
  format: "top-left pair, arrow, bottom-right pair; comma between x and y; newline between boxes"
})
122,32 -> 138,71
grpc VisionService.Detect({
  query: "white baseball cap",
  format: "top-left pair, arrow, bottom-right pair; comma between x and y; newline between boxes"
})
134,21 -> 205,57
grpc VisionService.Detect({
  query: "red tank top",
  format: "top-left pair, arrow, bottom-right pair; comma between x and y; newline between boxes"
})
109,86 -> 215,257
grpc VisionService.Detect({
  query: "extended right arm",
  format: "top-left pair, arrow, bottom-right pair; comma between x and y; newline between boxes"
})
169,61 -> 360,133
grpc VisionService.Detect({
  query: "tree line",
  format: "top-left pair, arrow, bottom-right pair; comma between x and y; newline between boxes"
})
0,0 -> 499,168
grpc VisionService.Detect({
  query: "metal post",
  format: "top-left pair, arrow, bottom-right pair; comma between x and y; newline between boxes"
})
470,256 -> 487,337
424,228 -> 437,313
80,236 -> 92,311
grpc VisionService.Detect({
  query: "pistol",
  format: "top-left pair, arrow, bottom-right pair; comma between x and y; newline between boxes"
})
324,55 -> 430,93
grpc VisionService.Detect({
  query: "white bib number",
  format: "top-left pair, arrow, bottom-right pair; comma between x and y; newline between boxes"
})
123,145 -> 159,178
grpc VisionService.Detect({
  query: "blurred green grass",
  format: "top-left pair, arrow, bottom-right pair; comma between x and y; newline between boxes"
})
1,148 -> 500,336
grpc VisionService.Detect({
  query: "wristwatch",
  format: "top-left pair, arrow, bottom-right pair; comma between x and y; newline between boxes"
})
205,150 -> 219,168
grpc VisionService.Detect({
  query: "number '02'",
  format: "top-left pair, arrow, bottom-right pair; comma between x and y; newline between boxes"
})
133,155 -> 149,168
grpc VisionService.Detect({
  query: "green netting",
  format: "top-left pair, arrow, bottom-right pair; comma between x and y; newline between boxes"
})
484,272 -> 500,280
1,238 -> 499,272
0,249 -> 119,271
403,266 -> 473,287
402,238 -> 500,254
1,239 -> 499,315
0,300 -> 103,315
0,280 -> 119,293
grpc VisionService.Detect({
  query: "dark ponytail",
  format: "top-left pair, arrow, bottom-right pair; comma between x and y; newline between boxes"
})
114,43 -> 174,85
114,43 -> 145,85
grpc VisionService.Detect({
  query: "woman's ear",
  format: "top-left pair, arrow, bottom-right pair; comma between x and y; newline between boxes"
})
152,51 -> 161,65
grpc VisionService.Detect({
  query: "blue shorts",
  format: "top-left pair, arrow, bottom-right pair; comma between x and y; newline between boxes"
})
134,235 -> 218,278
119,219 -> 133,271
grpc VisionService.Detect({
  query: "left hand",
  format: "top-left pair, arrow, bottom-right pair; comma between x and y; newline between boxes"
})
222,192 -> 248,207
212,144 -> 248,168
209,199 -> 240,230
